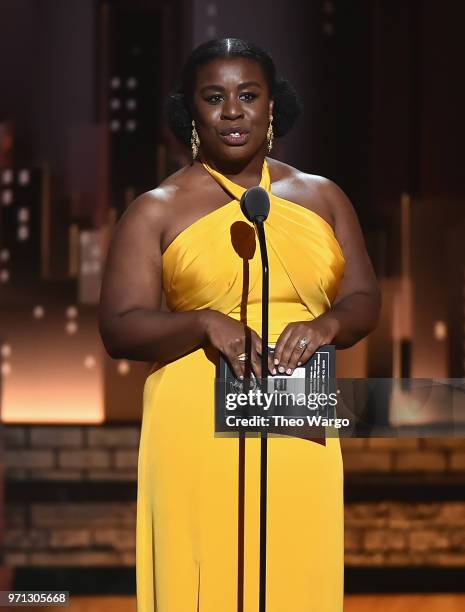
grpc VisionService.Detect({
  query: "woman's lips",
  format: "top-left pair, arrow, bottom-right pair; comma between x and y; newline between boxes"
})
220,131 -> 251,146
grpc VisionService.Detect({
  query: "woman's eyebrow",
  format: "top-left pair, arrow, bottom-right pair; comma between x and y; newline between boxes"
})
200,81 -> 262,93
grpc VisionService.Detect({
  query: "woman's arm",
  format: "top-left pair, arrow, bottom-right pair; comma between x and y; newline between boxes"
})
98,191 -> 207,363
316,177 -> 382,348
272,178 -> 381,373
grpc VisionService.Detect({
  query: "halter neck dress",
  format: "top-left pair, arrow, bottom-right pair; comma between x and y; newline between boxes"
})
136,157 -> 346,611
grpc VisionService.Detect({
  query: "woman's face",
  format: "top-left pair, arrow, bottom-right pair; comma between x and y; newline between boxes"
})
191,57 -> 274,165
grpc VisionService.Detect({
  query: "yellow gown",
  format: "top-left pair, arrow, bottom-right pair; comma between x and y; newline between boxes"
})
136,157 -> 346,611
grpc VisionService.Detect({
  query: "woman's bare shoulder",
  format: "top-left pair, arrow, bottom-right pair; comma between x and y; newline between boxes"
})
267,157 -> 337,228
267,157 -> 332,192
127,162 -> 210,226
269,159 -> 366,255
137,163 -> 197,206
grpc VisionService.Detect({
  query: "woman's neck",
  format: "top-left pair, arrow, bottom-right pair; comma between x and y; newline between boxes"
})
198,152 -> 266,188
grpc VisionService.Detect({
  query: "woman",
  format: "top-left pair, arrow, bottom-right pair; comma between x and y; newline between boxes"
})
99,38 -> 380,612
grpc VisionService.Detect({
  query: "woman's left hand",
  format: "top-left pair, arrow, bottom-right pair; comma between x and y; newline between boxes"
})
272,316 -> 340,375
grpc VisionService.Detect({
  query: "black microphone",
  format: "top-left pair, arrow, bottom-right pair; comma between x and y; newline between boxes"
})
240,184 -> 270,612
240,186 -> 270,223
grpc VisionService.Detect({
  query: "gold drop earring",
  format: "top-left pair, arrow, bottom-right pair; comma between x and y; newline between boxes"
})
266,116 -> 274,153
191,119 -> 200,160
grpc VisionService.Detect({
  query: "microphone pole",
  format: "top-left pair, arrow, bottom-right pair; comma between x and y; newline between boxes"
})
240,186 -> 270,612
256,218 -> 269,612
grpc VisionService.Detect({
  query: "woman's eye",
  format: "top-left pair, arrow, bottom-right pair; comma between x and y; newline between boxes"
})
206,92 -> 257,103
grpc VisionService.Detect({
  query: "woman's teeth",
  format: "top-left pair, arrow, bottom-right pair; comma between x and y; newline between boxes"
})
221,130 -> 250,145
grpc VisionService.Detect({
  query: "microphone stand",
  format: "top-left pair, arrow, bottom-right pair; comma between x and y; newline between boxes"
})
255,219 -> 269,612
239,185 -> 271,611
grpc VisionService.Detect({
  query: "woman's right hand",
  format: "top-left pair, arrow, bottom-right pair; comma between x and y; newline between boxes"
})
199,309 -> 275,380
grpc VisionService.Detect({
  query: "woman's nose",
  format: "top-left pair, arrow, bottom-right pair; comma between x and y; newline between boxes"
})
220,96 -> 244,119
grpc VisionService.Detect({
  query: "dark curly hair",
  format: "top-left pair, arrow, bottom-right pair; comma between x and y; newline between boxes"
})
165,38 -> 303,149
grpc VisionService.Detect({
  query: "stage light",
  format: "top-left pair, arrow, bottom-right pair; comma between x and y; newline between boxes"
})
66,321 -> 78,335
0,343 -> 12,358
206,3 -> 218,17
18,207 -> 30,222
33,305 -> 45,318
2,189 -> 13,205
0,248 -> 9,262
84,355 -> 96,369
17,224 -> 29,241
126,99 -> 137,111
110,98 -> 121,110
205,24 -> 217,37
66,306 -> 79,319
126,119 -> 137,132
126,77 -> 137,89
117,360 -> 130,375
18,169 -> 30,185
434,321 -> 447,341
1,362 -> 11,376
2,169 -> 13,184
0,269 -> 9,282
110,119 -> 121,132
110,77 -> 121,89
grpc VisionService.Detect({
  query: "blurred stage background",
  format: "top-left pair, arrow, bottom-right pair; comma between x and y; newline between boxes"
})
0,0 -> 465,609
